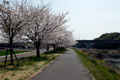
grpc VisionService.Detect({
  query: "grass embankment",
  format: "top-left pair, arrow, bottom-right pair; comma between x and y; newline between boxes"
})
73,48 -> 120,80
0,51 -> 29,56
0,48 -> 66,80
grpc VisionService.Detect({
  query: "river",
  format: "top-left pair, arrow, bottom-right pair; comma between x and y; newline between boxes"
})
105,54 -> 120,68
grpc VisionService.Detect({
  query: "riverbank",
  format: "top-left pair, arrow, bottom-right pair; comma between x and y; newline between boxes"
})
73,48 -> 120,80
80,48 -> 120,68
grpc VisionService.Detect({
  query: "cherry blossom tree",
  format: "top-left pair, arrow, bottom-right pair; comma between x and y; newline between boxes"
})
23,3 -> 69,57
0,0 -> 32,65
45,26 -> 75,51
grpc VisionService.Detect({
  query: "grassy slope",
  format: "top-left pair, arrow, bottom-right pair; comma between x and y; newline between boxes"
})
0,51 -> 29,56
73,49 -> 120,80
0,54 -> 58,80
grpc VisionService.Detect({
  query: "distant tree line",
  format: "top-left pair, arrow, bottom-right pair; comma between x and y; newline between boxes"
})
95,32 -> 120,40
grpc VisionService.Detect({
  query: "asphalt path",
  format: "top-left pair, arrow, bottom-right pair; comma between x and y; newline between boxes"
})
0,49 -> 48,62
0,51 -> 36,62
32,48 -> 93,80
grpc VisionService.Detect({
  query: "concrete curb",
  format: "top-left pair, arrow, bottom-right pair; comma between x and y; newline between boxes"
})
85,66 -> 96,80
25,54 -> 62,80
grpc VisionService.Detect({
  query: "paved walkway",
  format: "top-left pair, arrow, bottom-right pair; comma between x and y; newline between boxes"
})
0,51 -> 36,62
0,49 -> 47,62
32,48 -> 93,80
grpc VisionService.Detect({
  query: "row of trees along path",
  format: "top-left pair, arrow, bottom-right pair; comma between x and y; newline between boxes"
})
0,0 -> 75,66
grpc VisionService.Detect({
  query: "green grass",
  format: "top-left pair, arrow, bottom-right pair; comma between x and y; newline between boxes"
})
0,54 -> 58,69
0,54 -> 59,80
73,48 -> 120,80
0,51 -> 29,56
0,48 -> 67,80
18,54 -> 57,67
0,55 -> 56,73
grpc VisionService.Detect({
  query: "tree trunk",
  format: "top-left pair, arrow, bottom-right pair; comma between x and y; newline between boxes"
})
46,44 -> 49,52
10,37 -> 14,65
35,42 -> 40,58
36,45 -> 40,57
53,44 -> 56,52
34,41 -> 41,58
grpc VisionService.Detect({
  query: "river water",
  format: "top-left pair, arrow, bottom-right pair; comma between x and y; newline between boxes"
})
105,54 -> 120,68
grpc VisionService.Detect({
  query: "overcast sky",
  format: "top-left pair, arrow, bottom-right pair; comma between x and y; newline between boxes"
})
31,0 -> 120,40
